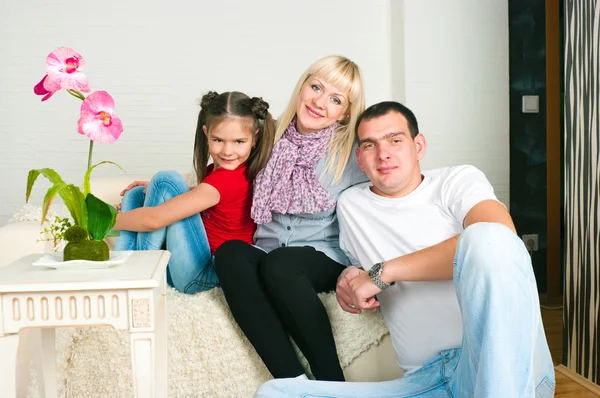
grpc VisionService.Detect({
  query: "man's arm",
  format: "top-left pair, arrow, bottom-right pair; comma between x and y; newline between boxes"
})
348,199 -> 516,310
380,199 -> 515,284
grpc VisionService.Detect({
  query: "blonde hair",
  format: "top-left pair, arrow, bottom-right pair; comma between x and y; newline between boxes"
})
275,55 -> 365,182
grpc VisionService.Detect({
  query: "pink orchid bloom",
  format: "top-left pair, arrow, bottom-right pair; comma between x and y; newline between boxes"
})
76,91 -> 123,144
33,75 -> 59,101
45,47 -> 90,93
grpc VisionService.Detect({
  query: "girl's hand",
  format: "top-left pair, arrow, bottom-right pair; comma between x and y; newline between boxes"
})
120,180 -> 149,196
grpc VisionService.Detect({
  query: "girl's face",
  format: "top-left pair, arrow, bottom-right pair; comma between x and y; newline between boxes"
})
295,76 -> 350,135
204,117 -> 256,171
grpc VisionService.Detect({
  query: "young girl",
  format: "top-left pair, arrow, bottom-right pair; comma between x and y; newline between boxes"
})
114,91 -> 275,294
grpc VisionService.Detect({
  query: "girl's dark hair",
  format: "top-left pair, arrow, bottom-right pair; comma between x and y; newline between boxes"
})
193,91 -> 275,184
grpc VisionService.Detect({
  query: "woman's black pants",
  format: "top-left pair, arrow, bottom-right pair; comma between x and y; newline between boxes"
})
214,240 -> 346,381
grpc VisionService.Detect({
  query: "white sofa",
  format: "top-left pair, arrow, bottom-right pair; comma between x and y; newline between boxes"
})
0,175 -> 403,397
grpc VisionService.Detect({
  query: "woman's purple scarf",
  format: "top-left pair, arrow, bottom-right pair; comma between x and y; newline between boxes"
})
251,120 -> 338,224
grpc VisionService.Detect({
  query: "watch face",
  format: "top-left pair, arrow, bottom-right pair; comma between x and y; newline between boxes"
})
369,262 -> 389,290
369,262 -> 381,278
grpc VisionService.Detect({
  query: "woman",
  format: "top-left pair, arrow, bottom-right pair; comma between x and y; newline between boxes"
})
215,55 -> 367,381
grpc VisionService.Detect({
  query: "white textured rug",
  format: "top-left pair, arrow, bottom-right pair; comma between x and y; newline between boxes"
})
26,287 -> 388,398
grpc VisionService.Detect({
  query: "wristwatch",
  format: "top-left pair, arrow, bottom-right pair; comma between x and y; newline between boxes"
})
368,262 -> 394,290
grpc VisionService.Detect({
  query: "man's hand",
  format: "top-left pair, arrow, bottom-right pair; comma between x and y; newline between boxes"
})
336,266 -> 364,314
348,271 -> 381,311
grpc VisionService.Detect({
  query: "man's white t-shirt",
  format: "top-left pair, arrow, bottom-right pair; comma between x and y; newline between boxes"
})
337,165 -> 499,374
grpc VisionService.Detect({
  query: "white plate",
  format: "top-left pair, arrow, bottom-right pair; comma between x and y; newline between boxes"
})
32,251 -> 134,270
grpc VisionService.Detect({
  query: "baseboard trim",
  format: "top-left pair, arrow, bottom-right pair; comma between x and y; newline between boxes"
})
555,364 -> 600,394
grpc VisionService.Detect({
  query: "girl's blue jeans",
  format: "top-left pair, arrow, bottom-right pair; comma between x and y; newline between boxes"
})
254,223 -> 556,398
114,170 -> 219,294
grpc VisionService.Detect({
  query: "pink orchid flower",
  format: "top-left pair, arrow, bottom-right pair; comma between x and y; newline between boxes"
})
46,47 -> 90,92
33,47 -> 90,100
76,91 -> 123,144
33,75 -> 59,101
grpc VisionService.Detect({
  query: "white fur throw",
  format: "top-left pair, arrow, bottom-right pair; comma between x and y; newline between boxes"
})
10,203 -> 71,223
25,286 -> 388,398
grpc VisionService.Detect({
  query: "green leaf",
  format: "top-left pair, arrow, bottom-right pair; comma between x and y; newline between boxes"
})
61,184 -> 87,228
27,169 -> 87,229
41,185 -> 63,223
26,168 -> 66,203
106,230 -> 121,238
83,161 -> 125,197
86,193 -> 118,240
40,183 -> 87,228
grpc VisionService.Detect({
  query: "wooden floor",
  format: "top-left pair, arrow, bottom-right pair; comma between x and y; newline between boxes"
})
541,304 -> 600,397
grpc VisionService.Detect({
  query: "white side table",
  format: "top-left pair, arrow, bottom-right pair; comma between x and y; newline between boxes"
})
0,250 -> 170,398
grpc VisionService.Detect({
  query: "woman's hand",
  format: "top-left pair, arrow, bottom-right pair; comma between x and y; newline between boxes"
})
120,180 -> 149,196
336,266 -> 365,314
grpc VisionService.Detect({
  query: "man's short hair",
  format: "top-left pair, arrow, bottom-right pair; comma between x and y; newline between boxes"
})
355,101 -> 420,138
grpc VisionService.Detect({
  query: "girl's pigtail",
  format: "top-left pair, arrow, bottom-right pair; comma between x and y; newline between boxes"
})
193,91 -> 219,184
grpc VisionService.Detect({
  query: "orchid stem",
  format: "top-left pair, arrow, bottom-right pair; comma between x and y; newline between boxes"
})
87,140 -> 94,171
66,89 -> 91,169
66,89 -> 85,101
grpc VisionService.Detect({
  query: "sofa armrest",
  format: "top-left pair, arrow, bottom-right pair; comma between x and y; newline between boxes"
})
0,221 -> 50,268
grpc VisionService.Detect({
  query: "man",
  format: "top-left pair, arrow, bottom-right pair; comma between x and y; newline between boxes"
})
255,101 -> 555,397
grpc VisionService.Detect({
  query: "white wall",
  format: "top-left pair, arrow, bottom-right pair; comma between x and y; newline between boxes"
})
0,0 -> 509,226
0,0 -> 394,225
399,0 -> 510,205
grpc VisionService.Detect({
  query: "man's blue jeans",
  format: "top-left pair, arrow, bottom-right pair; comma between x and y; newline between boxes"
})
114,170 -> 219,294
254,223 -> 556,397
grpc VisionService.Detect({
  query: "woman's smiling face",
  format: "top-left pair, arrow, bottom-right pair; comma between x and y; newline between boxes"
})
295,76 -> 349,135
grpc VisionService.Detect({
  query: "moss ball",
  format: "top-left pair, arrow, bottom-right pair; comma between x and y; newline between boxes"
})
64,240 -> 109,261
64,225 -> 89,243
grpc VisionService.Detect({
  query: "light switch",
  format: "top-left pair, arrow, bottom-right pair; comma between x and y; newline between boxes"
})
522,95 -> 539,113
